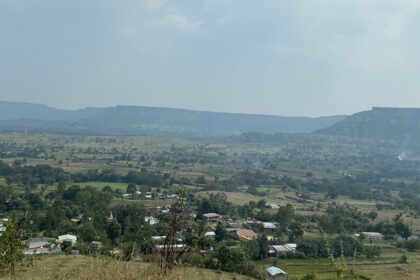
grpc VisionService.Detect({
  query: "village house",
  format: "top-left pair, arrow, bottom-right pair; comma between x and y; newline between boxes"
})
408,235 -> 419,241
24,237 -> 60,255
89,241 -> 102,255
161,205 -> 171,214
266,266 -> 288,280
263,222 -> 277,231
58,234 -> 77,245
226,227 -> 240,234
145,216 -> 159,225
268,244 -> 297,257
227,221 -> 240,228
265,203 -> 280,209
238,228 -> 258,241
70,214 -> 84,223
122,193 -> 132,198
0,225 -> 6,234
245,219 -> 262,226
360,232 -> 384,240
152,236 -> 167,242
203,213 -> 221,222
205,231 -> 216,238
106,212 -> 114,222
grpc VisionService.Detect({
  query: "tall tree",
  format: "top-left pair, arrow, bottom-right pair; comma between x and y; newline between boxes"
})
0,212 -> 29,276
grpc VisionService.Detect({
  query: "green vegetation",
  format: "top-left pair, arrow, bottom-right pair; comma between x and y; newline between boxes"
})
0,132 -> 419,279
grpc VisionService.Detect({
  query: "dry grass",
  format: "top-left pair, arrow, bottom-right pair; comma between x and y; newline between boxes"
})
10,255 -> 254,280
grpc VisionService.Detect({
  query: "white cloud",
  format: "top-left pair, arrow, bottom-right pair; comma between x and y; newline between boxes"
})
154,14 -> 203,32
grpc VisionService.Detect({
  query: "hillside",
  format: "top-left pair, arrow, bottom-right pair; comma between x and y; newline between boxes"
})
0,101 -> 344,137
317,107 -> 420,147
10,255 -> 256,280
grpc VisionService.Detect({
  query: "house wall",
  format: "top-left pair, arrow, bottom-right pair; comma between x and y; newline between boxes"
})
270,274 -> 288,280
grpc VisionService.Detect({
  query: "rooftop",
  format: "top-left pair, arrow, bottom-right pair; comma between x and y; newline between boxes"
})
203,213 -> 221,218
266,266 -> 287,276
238,229 -> 257,238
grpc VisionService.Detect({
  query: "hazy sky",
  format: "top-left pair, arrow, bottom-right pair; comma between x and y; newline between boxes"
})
1,0 -> 420,116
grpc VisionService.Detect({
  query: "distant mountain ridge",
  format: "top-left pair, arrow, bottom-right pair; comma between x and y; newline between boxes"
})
316,107 -> 420,145
0,101 -> 344,137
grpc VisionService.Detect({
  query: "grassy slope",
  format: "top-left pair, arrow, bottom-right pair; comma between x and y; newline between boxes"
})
12,253 -> 420,280
12,256 -> 255,280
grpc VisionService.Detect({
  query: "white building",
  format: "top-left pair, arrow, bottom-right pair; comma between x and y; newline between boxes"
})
263,222 -> 277,230
58,234 -> 77,245
145,216 -> 159,225
268,244 -> 297,257
360,232 -> 384,240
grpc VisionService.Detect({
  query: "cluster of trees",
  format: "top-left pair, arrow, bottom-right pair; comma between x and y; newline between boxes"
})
397,239 -> 420,252
0,160 -> 170,190
0,161 -> 69,187
298,236 -> 381,259
317,204 -> 370,234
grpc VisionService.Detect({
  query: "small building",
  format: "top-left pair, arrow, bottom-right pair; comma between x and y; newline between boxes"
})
227,221 -> 239,228
28,237 -> 55,250
361,232 -> 384,240
226,228 -> 240,234
25,237 -> 60,255
106,212 -> 114,222
245,219 -> 262,225
204,231 -> 216,238
263,222 -> 277,231
268,244 -> 297,257
89,241 -> 103,255
265,203 -> 280,209
152,236 -> 167,243
408,235 -> 419,241
145,216 -> 159,225
266,266 -> 288,280
70,214 -> 83,223
203,213 -> 221,222
238,229 -> 258,241
58,234 -> 77,245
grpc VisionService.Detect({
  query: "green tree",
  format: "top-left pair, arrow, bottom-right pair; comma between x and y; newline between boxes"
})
395,220 -> 411,240
126,184 -> 137,194
215,222 -> 227,242
244,239 -> 260,260
195,176 -> 207,185
275,204 -> 295,230
257,234 -> 269,259
288,222 -> 304,242
367,211 -> 378,220
107,221 -> 121,242
0,213 -> 29,276
364,245 -> 381,259
301,273 -> 317,280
